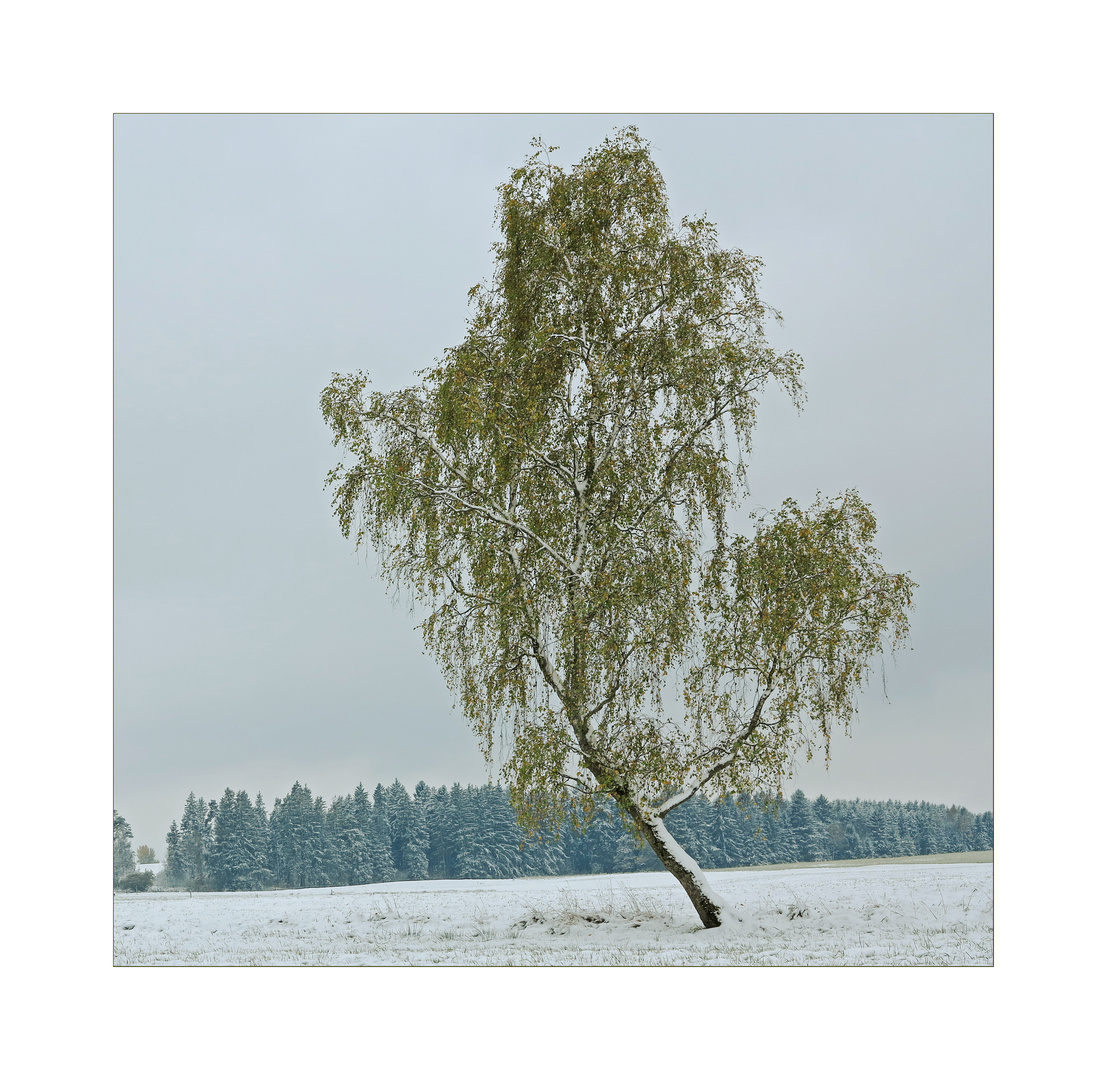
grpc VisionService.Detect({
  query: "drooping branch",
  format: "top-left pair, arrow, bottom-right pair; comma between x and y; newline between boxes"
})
379,414 -> 583,579
654,689 -> 773,817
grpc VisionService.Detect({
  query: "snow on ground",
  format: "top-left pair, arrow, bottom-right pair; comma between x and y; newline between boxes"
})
114,858 -> 992,966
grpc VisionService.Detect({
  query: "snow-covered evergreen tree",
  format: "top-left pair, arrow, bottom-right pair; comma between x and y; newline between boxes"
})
574,800 -> 627,875
207,789 -> 270,890
113,810 -> 135,885
426,785 -> 453,878
842,821 -> 867,860
269,782 -> 328,888
485,785 -> 525,877
369,784 -> 397,881
948,806 -> 974,851
452,785 -> 489,878
324,795 -> 355,886
209,788 -> 238,889
751,804 -> 777,865
251,792 -> 274,888
764,798 -> 797,863
179,792 -> 212,887
896,807 -> 919,856
706,798 -> 743,868
406,782 -> 433,880
812,794 -> 833,825
164,820 -> 186,885
974,810 -> 993,850
666,796 -> 714,867
787,790 -> 825,862
348,783 -> 375,884
729,795 -> 771,866
384,779 -> 415,877
520,827 -> 567,876
868,803 -> 890,857
915,809 -> 934,854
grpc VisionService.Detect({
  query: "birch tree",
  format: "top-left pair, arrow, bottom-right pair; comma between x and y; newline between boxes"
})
321,128 -> 914,928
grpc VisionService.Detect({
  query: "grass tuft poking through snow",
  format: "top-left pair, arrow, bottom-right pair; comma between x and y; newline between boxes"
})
114,858 -> 992,966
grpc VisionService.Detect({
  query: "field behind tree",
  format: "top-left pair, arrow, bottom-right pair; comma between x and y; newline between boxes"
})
114,853 -> 992,966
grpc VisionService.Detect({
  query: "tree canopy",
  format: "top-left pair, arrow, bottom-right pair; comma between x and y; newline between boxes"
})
321,127 -> 914,927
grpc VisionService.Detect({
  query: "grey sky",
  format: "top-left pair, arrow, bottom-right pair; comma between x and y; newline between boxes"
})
114,114 -> 992,852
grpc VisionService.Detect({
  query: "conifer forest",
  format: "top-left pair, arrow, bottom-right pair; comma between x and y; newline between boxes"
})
148,781 -> 993,892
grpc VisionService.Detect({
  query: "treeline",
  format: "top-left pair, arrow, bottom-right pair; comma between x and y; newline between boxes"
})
158,780 -> 993,892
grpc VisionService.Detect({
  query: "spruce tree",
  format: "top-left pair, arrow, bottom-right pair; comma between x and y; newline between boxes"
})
707,797 -> 743,868
869,803 -> 891,857
520,826 -> 567,877
406,783 -> 433,881
765,797 -> 797,864
578,801 -> 625,876
368,784 -> 397,881
666,795 -> 714,867
113,810 -> 135,886
942,805 -> 969,852
841,821 -> 866,860
324,795 -> 355,886
368,783 -> 395,880
269,783 -> 328,888
896,807 -> 919,857
179,792 -> 212,887
349,784 -> 375,885
452,785 -> 487,878
210,788 -> 238,889
426,785 -> 453,878
916,809 -> 937,855
385,779 -> 414,877
312,795 -> 332,885
787,789 -> 823,863
164,820 -> 186,885
250,793 -> 274,889
812,794 -> 833,826
732,794 -> 773,866
974,810 -> 994,850
268,794 -> 288,885
483,784 -> 524,878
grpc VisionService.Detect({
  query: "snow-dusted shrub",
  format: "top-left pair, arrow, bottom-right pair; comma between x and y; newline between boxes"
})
117,870 -> 155,892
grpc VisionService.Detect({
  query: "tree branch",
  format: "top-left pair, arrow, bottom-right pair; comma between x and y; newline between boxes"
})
655,689 -> 773,816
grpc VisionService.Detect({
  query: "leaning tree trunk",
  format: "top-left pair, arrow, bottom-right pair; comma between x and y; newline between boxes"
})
623,802 -> 739,930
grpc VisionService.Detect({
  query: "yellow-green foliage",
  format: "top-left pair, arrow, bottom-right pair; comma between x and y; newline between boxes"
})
321,128 -> 912,840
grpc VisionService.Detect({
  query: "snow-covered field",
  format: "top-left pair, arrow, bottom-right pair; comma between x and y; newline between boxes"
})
114,856 -> 992,966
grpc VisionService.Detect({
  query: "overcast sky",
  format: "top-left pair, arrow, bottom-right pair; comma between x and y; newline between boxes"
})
114,114 -> 992,852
